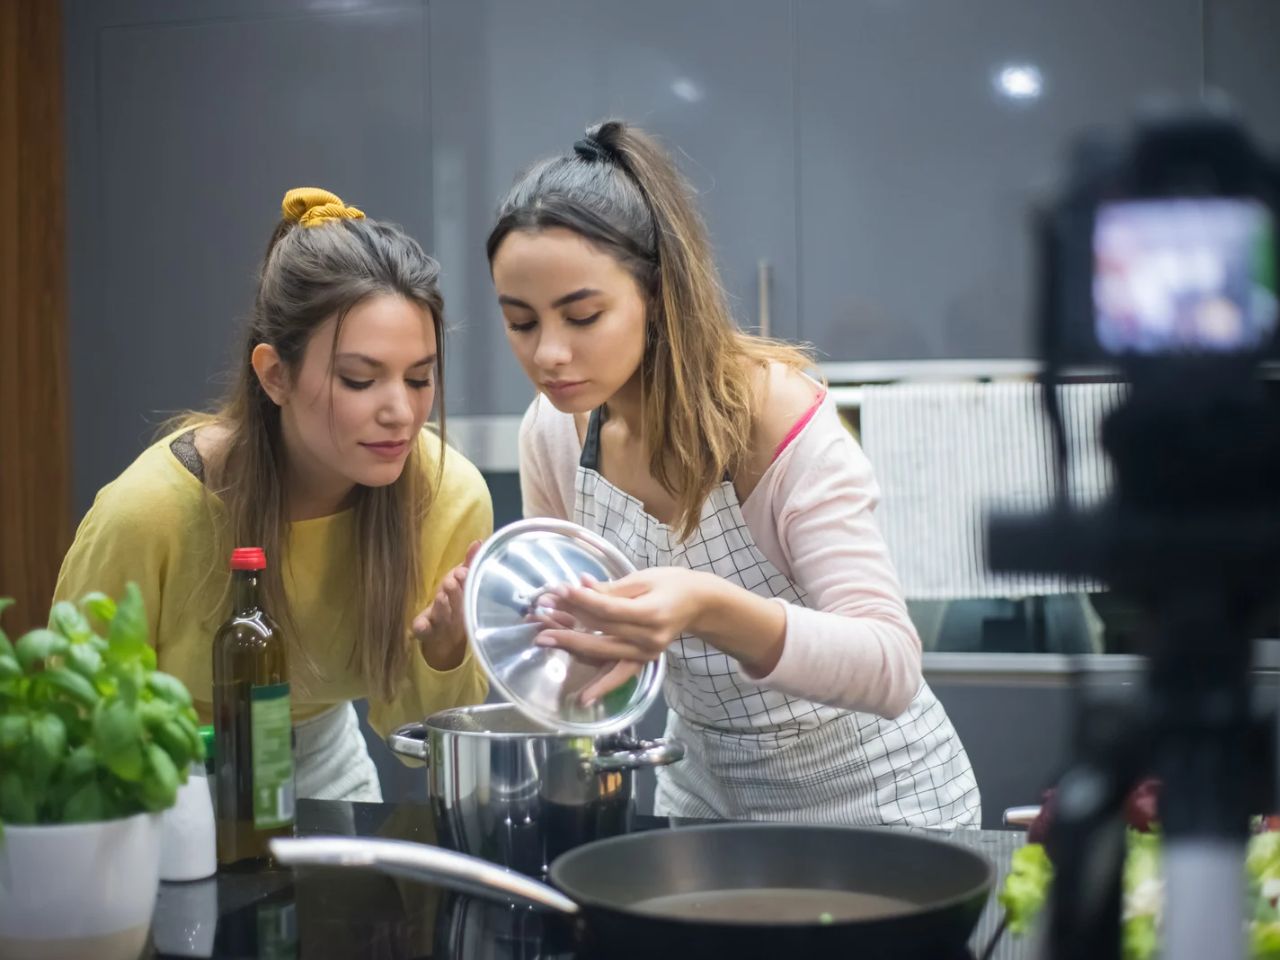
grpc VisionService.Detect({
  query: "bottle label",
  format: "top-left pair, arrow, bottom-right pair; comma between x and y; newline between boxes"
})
250,682 -> 295,829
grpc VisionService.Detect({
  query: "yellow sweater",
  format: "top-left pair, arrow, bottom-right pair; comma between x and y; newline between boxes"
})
54,429 -> 491,741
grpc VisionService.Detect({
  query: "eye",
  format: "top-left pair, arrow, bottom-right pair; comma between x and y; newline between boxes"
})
340,376 -> 374,390
507,319 -> 537,333
407,377 -> 433,389
567,312 -> 601,327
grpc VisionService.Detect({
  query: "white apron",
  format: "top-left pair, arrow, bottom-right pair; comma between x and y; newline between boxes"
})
574,408 -> 981,827
293,701 -> 382,802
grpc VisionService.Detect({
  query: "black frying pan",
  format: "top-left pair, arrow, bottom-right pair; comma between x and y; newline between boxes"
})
272,822 -> 993,960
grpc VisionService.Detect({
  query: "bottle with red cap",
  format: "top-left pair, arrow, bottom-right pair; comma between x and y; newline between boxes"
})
212,547 -> 295,866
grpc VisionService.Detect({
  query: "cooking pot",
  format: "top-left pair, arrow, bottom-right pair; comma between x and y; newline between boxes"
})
272,822 -> 994,960
389,703 -> 683,876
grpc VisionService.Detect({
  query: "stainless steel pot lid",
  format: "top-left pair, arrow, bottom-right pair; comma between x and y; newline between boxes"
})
462,518 -> 665,735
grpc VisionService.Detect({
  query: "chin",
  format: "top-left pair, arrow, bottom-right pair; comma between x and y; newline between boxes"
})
541,388 -> 602,416
353,464 -> 408,489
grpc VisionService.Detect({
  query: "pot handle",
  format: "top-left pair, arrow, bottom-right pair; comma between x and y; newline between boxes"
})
388,722 -> 430,761
590,737 -> 685,772
270,836 -> 580,915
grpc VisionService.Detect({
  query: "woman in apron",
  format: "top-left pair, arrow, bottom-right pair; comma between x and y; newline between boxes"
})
487,123 -> 981,827
55,188 -> 492,801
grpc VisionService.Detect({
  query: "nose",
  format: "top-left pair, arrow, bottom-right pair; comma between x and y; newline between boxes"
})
532,326 -> 571,370
377,382 -> 416,427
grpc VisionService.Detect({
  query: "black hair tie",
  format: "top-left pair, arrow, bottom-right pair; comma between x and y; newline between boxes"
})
573,136 -> 610,164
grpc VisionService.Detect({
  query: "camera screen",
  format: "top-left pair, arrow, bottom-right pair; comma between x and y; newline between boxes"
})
1094,198 -> 1278,355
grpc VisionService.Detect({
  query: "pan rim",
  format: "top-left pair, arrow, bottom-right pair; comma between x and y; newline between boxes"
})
548,822 -> 996,928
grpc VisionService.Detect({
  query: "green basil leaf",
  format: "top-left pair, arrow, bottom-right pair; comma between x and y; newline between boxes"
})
40,667 -> 101,709
66,643 -> 103,680
146,672 -> 193,709
93,700 -> 145,782
139,698 -> 178,730
0,597 -> 14,658
139,742 -> 179,810
106,583 -> 148,665
173,712 -> 205,761
48,602 -> 93,644
60,744 -> 98,783
80,592 -> 117,627
0,654 -> 20,681
0,715 -> 30,754
14,630 -> 70,671
88,634 -> 109,654
63,779 -> 108,823
0,769 -> 36,824
26,713 -> 67,788
151,717 -> 194,770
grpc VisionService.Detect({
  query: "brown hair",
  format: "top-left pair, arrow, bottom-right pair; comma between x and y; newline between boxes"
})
181,206 -> 446,699
487,120 -> 813,539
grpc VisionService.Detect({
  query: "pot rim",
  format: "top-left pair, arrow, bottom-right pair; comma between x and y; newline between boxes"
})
418,702 -> 633,741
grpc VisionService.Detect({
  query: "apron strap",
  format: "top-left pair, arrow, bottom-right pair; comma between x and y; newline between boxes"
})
580,406 -> 605,470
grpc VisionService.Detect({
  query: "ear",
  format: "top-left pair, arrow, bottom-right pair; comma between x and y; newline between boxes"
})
251,342 -> 290,406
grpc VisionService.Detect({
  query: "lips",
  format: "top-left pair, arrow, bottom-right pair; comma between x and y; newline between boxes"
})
544,380 -> 587,396
360,440 -> 409,460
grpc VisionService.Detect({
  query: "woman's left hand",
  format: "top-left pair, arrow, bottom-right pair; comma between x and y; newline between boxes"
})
412,540 -> 482,670
534,568 -> 713,664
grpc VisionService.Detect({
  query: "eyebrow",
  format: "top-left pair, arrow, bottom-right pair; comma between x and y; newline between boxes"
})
335,353 -> 436,369
498,288 -> 604,311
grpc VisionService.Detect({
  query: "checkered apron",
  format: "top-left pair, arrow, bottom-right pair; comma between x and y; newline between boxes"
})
574,408 -> 981,826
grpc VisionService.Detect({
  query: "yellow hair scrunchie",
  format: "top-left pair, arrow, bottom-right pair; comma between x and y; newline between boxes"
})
281,187 -> 366,228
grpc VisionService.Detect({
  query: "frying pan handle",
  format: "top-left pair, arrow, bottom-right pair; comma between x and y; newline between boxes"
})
1003,805 -> 1042,829
270,836 -> 581,915
591,737 -> 685,772
388,722 -> 430,761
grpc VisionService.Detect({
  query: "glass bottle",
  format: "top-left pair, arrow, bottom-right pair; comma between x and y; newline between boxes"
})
213,547 -> 295,866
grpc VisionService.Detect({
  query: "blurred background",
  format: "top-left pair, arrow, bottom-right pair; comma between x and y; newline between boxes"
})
3,0 -> 1279,824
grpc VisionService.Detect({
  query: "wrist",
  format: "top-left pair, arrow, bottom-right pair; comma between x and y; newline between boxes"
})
692,574 -> 786,678
420,629 -> 468,671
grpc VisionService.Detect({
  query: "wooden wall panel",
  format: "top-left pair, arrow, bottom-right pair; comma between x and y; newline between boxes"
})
0,0 -> 70,634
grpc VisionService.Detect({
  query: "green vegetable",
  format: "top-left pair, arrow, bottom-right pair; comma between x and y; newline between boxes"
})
1003,826 -> 1280,960
0,586 -> 202,838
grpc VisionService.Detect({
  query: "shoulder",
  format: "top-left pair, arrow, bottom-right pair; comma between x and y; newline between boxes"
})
418,427 -> 489,506
743,362 -> 825,474
518,393 -> 583,466
91,433 -> 207,520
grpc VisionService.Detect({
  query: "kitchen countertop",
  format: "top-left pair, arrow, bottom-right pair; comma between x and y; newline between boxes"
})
145,799 -> 1030,960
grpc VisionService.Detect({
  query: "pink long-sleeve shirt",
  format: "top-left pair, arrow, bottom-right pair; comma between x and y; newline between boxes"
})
517,391 -> 923,718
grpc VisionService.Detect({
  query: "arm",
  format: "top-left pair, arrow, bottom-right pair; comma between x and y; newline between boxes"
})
746,429 -> 922,717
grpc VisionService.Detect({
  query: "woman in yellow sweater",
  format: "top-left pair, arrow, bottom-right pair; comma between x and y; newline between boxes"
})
55,188 -> 492,801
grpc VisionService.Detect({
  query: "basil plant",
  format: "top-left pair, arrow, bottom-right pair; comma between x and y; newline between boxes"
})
0,584 -> 204,834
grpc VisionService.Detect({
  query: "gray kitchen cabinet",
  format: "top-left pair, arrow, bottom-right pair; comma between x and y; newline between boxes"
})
428,0 -> 798,418
1205,0 -> 1280,150
64,0 -> 433,513
794,0 -> 1201,362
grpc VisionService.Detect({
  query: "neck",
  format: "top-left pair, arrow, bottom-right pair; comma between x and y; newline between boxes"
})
279,418 -> 356,521
603,368 -> 645,435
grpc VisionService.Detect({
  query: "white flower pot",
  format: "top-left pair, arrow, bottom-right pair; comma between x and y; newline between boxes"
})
0,812 -> 164,960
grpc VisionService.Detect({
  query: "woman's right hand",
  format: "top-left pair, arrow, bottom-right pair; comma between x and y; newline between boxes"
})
531,606 -> 646,706
412,540 -> 482,671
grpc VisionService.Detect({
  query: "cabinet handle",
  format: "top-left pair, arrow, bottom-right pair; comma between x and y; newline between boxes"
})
756,258 -> 771,338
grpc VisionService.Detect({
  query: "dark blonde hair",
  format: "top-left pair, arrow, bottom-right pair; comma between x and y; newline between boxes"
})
487,120 -> 813,539
183,204 -> 446,699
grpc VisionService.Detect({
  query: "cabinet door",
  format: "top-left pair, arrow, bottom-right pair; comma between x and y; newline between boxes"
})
64,0 -> 431,512
1206,0 -> 1280,149
430,0 -> 796,417
795,0 -> 1201,361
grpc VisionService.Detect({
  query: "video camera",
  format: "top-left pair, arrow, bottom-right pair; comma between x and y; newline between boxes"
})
987,103 -> 1280,960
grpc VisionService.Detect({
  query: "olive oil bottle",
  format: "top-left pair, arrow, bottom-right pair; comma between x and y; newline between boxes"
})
213,547 -> 295,866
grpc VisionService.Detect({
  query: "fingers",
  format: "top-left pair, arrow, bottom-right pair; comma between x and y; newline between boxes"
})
579,660 -> 644,707
535,629 -> 654,663
548,582 -> 648,629
463,539 -> 482,567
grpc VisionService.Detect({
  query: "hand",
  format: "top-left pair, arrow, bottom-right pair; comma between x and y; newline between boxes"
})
412,540 -> 482,671
533,567 -> 712,665
529,605 -> 650,707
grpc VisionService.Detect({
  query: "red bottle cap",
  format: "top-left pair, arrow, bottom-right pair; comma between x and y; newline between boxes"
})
229,547 -> 267,571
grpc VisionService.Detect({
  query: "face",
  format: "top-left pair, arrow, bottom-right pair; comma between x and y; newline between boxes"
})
491,227 -> 647,414
255,293 -> 437,512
